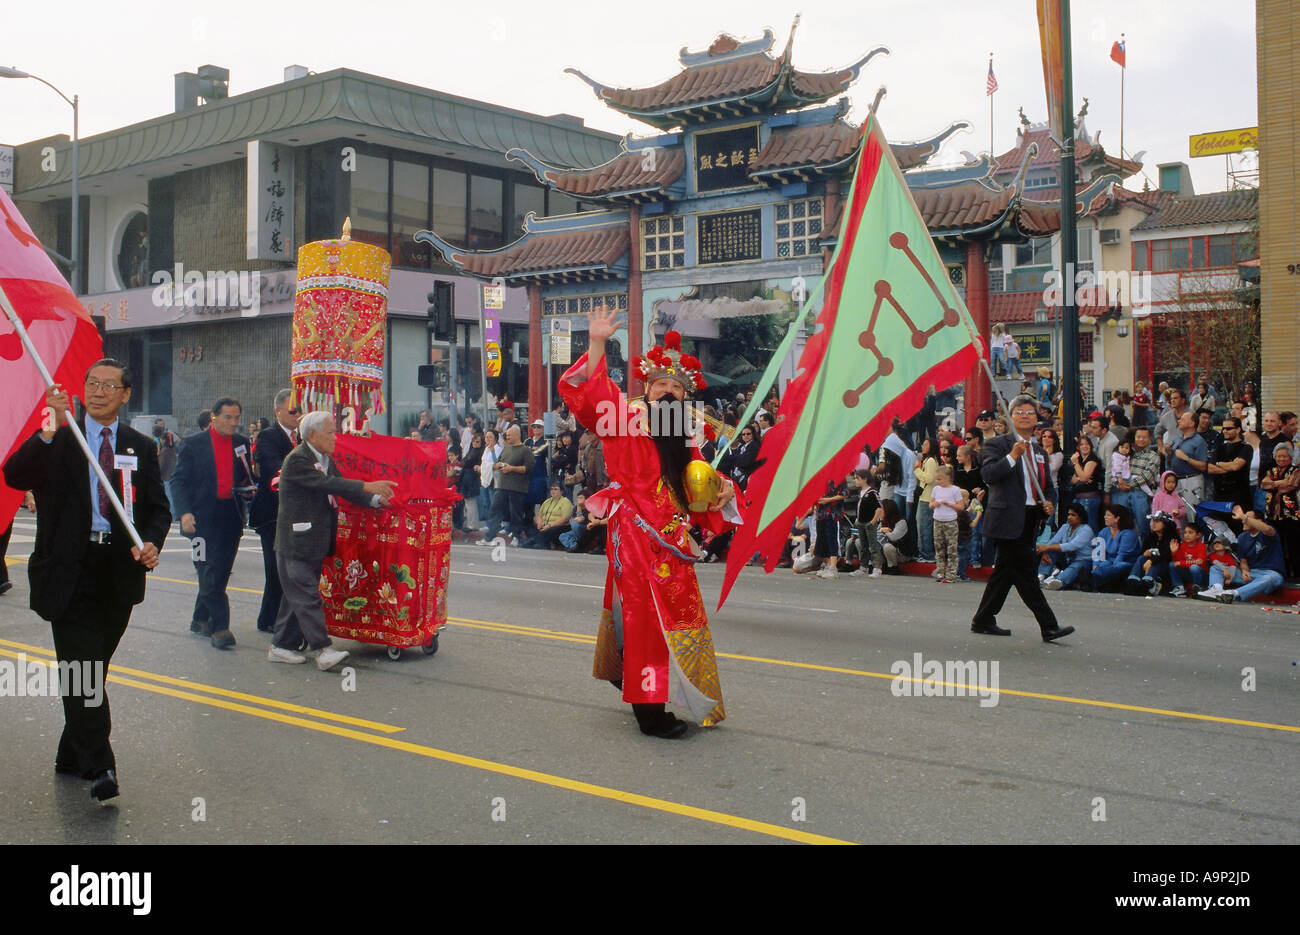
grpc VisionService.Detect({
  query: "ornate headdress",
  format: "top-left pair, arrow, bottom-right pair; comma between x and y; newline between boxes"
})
632,330 -> 706,392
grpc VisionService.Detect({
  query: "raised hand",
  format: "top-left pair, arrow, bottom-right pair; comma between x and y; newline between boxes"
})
588,305 -> 621,344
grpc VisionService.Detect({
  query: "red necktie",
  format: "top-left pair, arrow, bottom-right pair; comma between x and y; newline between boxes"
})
291,429 -> 299,446
98,427 -> 114,521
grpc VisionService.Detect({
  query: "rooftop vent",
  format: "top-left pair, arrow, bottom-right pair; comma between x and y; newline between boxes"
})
175,65 -> 229,112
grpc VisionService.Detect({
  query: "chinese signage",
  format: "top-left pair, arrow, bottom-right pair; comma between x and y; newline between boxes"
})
481,282 -> 502,377
0,145 -> 13,193
1189,127 -> 1258,158
697,209 -> 762,265
246,140 -> 295,260
1016,332 -> 1052,366
694,125 -> 760,192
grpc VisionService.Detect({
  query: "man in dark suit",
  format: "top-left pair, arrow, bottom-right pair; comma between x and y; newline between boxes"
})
3,359 -> 171,801
267,411 -> 395,670
171,397 -> 253,650
248,389 -> 301,633
971,395 -> 1075,643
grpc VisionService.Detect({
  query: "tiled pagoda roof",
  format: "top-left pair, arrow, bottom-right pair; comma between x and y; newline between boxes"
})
414,215 -> 629,284
564,24 -> 885,130
1131,188 -> 1258,231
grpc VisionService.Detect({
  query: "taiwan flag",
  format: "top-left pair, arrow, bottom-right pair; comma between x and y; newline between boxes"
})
0,187 -> 104,529
1110,39 -> 1126,68
718,113 -> 978,607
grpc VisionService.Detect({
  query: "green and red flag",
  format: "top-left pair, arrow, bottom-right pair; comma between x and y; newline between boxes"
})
718,113 -> 978,607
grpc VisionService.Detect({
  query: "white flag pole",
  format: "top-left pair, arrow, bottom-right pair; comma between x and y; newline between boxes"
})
0,282 -> 145,549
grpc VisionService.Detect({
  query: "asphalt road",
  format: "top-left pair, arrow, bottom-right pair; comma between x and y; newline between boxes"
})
2,515 -> 1297,845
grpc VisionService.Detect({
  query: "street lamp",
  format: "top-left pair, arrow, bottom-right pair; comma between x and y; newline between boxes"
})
1,67 -> 79,293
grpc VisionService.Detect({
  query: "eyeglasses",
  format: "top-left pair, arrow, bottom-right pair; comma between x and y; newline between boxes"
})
1012,409 -> 1037,417
288,408 -> 302,415
85,378 -> 124,392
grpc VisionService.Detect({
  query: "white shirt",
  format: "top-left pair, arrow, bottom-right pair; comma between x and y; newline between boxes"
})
1005,433 -> 1040,505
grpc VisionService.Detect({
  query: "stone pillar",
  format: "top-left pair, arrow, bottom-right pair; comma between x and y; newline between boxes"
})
964,241 -> 991,428
527,283 -> 544,418
627,203 -> 644,397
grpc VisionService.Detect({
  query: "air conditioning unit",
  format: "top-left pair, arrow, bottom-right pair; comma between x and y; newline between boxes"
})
1099,228 -> 1121,245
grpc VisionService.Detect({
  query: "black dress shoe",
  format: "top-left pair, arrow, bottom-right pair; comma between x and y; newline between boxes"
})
1041,625 -> 1076,643
90,769 -> 119,801
971,622 -> 1012,636
0,580 -> 13,596
190,619 -> 212,637
210,629 -> 236,649
256,625 -> 275,633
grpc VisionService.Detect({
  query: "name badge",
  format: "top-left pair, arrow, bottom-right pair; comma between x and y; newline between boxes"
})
235,445 -> 248,458
114,454 -> 139,471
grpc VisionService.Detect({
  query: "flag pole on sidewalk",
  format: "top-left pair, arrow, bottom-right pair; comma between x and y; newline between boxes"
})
0,281 -> 144,550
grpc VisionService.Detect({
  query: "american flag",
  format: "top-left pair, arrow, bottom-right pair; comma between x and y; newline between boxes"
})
986,61 -> 999,96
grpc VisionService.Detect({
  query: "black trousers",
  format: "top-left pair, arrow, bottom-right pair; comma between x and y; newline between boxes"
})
254,524 -> 282,631
0,521 -> 12,584
972,506 -> 1059,633
51,545 -> 133,777
193,512 -> 242,632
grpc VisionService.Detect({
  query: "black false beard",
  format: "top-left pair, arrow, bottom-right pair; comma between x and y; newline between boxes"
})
648,399 -> 694,509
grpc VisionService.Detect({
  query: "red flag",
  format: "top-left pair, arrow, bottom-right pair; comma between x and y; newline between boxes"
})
986,61 -> 999,96
1036,0 -> 1067,140
0,187 -> 104,528
1110,39 -> 1126,68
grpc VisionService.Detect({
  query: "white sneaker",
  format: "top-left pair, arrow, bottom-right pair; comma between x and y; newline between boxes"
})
1195,585 -> 1224,601
1043,578 -> 1064,591
315,647 -> 350,671
267,646 -> 307,664
815,565 -> 838,579
1037,573 -> 1047,583
931,570 -> 942,579
848,568 -> 867,577
870,568 -> 883,578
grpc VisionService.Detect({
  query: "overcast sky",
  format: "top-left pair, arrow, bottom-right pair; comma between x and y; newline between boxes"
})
1,0 -> 1257,194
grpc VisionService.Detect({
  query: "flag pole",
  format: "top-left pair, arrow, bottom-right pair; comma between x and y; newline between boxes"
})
989,53 -> 994,157
1119,33 -> 1125,164
0,282 -> 145,550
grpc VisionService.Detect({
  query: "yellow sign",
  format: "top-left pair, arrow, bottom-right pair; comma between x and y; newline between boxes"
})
1189,127 -> 1258,158
485,341 -> 501,377
549,334 -> 571,366
482,283 -> 504,310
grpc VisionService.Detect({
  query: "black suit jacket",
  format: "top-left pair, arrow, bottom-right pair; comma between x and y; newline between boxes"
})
3,421 -> 171,622
979,431 -> 1055,540
248,423 -> 295,530
170,429 -> 253,545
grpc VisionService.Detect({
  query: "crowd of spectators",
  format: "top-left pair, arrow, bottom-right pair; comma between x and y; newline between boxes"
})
417,375 -> 1296,606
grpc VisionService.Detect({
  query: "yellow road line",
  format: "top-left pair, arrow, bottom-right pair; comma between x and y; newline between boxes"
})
446,619 -> 1300,735
1,645 -> 849,844
100,569 -> 1300,735
0,640 -> 403,734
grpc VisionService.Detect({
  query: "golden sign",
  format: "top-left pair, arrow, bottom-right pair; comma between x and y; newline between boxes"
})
1189,127 -> 1258,158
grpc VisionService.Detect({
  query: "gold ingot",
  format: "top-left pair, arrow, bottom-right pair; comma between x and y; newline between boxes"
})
684,460 -> 722,511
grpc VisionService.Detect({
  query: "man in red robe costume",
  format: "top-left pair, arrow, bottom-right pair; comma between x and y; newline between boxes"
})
560,306 -> 741,738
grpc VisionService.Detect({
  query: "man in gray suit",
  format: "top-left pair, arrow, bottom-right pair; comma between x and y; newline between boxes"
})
970,395 -> 1075,643
267,411 -> 396,670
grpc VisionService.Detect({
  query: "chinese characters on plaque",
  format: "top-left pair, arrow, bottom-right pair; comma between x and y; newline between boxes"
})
697,209 -> 762,265
246,140 -> 295,261
694,125 -> 760,192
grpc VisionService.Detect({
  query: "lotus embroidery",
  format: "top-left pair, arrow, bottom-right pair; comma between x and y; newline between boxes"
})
344,559 -> 367,590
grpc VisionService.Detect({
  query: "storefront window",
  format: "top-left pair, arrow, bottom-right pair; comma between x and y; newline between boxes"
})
433,167 -> 467,248
348,153 -> 389,248
392,161 -> 431,269
512,181 -> 545,237
469,175 -> 504,250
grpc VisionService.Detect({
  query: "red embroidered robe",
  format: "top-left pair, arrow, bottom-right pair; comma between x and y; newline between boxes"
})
559,354 -> 740,726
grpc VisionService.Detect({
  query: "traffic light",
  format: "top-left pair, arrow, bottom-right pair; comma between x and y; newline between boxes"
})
427,279 -> 454,341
